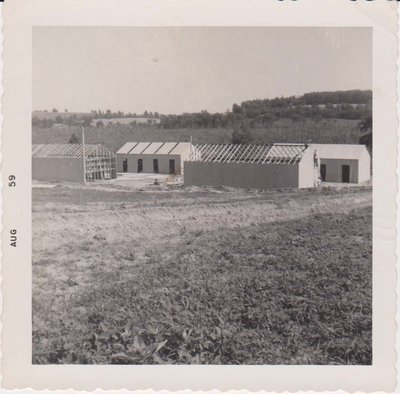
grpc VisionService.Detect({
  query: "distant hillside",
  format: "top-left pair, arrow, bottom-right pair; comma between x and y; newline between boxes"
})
91,117 -> 161,127
159,90 -> 371,129
33,118 -> 362,153
32,90 -> 371,150
32,111 -> 90,120
33,90 -> 372,129
295,90 -> 372,105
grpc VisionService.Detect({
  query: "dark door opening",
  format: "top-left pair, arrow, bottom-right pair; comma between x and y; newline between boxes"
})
169,159 -> 175,174
122,158 -> 128,172
153,159 -> 159,173
320,164 -> 326,182
137,158 -> 143,173
342,165 -> 350,183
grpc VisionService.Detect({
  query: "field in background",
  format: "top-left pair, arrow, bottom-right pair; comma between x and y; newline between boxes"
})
32,179 -> 372,364
33,118 -> 361,153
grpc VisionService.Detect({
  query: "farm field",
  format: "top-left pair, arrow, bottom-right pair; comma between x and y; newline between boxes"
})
32,117 -> 362,153
32,179 -> 372,365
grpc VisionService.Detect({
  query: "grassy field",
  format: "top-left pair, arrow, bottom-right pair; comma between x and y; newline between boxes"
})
32,180 -> 372,365
32,118 -> 362,153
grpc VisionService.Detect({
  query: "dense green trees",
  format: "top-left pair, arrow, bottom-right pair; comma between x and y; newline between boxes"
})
160,90 -> 371,129
232,123 -> 253,144
359,115 -> 372,151
32,90 -> 372,135
68,133 -> 80,144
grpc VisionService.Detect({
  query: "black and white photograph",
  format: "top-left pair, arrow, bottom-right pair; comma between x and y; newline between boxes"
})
30,26 -> 374,365
27,25 -> 378,368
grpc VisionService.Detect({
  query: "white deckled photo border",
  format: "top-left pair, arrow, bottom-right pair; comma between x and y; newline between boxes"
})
1,0 -> 398,392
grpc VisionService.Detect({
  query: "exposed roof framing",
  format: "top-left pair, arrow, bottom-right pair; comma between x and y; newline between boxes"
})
32,144 -> 115,159
189,143 -> 307,164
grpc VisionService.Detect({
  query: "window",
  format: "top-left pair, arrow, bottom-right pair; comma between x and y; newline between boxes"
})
153,159 -> 159,173
342,165 -> 350,183
320,164 -> 326,181
169,159 -> 175,174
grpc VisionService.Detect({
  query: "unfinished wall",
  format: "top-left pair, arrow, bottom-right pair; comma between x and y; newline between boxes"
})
320,159 -> 359,183
184,162 -> 299,189
32,158 -> 84,182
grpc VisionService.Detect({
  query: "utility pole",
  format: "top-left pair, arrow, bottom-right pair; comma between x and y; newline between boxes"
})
82,126 -> 87,184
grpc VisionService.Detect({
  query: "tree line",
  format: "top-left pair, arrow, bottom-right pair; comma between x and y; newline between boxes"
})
161,90 -> 372,129
33,89 -> 372,149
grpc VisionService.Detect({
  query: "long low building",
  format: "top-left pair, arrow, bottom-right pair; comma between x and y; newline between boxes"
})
184,143 -> 319,189
184,143 -> 371,190
32,144 -> 116,182
116,142 -> 196,175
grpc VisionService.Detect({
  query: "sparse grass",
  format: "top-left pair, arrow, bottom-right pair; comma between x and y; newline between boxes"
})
32,185 -> 371,365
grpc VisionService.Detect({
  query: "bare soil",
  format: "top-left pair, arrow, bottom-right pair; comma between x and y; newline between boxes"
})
32,180 -> 372,364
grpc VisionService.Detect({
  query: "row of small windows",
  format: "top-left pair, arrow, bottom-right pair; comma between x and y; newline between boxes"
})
121,159 -> 349,183
122,158 -> 175,174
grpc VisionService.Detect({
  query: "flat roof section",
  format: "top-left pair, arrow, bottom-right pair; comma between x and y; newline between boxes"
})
310,144 -> 367,160
156,142 -> 179,154
169,142 -> 192,155
116,142 -> 138,154
129,142 -> 152,154
142,142 -> 164,154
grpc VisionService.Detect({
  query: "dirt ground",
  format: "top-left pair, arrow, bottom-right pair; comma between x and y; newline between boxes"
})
32,178 -> 372,364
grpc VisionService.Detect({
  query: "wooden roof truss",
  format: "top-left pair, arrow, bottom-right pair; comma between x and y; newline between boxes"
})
32,144 -> 115,159
189,143 -> 307,165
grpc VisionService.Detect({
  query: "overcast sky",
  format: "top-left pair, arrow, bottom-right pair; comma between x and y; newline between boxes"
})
33,27 -> 372,114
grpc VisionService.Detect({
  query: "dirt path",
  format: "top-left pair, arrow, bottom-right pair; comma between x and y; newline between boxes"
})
33,187 -> 371,258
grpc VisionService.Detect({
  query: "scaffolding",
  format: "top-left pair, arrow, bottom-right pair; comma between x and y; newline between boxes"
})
84,145 -> 117,182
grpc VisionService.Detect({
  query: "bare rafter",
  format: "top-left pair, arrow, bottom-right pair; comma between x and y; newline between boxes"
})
237,145 -> 252,162
32,143 -> 116,159
189,143 -> 306,165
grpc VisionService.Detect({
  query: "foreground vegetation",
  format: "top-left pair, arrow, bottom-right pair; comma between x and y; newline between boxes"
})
32,184 -> 371,365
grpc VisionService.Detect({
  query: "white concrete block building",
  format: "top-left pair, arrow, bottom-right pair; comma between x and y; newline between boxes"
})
116,142 -> 196,175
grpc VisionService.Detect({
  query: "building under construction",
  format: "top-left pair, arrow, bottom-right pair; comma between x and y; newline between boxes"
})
184,143 -> 319,189
184,142 -> 371,189
32,144 -> 117,182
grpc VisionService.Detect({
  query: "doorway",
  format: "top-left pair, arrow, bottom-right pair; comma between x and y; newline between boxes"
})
153,159 -> 159,173
169,159 -> 175,174
122,158 -> 128,172
341,165 -> 350,183
137,158 -> 143,173
320,164 -> 326,182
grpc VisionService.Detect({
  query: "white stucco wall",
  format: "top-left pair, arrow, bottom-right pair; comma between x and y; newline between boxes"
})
320,158 -> 359,183
358,149 -> 372,183
298,147 -> 317,188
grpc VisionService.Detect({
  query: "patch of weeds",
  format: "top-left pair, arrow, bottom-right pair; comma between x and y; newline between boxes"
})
33,207 -> 371,365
